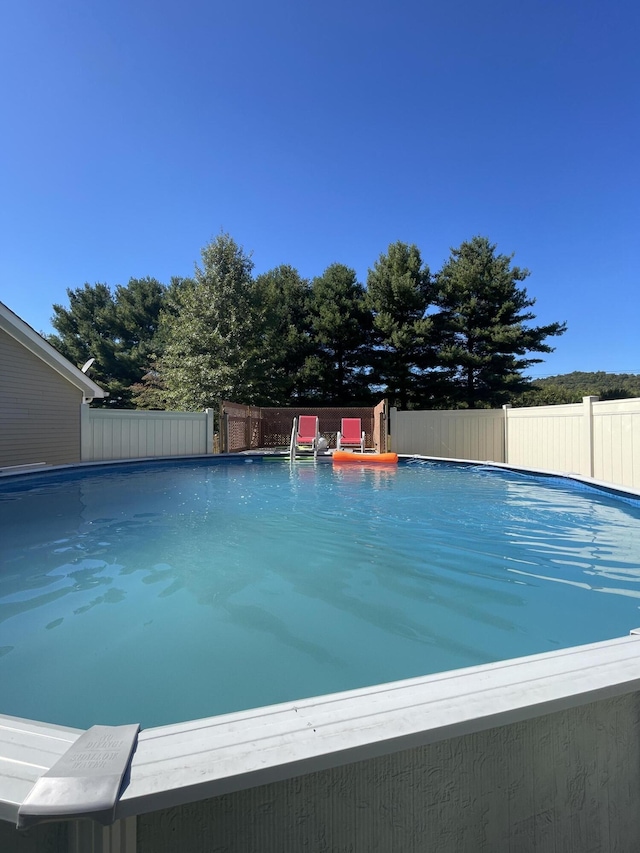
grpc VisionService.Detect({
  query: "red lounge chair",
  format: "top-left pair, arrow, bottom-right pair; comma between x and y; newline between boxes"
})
290,415 -> 321,459
336,418 -> 365,452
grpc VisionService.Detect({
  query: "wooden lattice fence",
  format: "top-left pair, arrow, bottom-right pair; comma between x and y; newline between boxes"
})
220,401 -> 388,453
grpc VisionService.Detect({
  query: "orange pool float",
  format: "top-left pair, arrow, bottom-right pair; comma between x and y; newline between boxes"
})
332,451 -> 398,464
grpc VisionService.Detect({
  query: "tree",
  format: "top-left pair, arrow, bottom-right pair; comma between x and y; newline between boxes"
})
110,277 -> 166,403
48,279 -> 167,406
129,276 -> 191,410
129,359 -> 170,410
512,383 -> 579,407
433,237 -> 567,408
113,278 -> 165,360
48,283 -> 120,400
303,263 -> 372,404
253,265 -> 312,404
366,241 -> 435,409
534,371 -> 640,400
159,233 -> 270,410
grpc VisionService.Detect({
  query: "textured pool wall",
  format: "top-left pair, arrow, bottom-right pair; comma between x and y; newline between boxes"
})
0,820 -> 66,852
4,691 -> 640,853
137,692 -> 640,852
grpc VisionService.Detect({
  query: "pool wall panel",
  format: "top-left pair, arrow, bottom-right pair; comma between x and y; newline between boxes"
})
0,817 -> 68,852
135,692 -> 640,853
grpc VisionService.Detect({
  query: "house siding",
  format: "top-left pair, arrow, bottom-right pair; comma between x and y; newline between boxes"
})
0,329 -> 82,467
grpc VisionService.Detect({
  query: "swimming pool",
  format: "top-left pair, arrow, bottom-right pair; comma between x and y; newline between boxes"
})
2,456 -> 640,730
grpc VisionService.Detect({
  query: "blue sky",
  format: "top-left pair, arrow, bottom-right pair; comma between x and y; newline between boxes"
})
1,0 -> 638,378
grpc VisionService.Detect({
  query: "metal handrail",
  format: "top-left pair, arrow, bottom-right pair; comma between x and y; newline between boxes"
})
289,418 -> 297,462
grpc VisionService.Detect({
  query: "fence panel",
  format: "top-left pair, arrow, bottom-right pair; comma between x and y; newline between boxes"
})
390,398 -> 640,491
592,398 -> 640,490
81,408 -> 214,461
506,403 -> 584,474
390,408 -> 505,461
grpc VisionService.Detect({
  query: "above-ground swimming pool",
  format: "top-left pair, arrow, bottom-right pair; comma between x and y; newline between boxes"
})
2,456 -> 640,730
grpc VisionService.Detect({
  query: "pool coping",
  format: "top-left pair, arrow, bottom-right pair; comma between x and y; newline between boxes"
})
2,454 -> 640,827
3,635 -> 640,826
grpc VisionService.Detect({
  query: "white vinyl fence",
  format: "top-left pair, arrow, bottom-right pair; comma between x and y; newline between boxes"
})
591,398 -> 640,488
78,399 -> 640,490
81,406 -> 215,461
505,399 -> 589,476
391,397 -> 640,492
506,396 -> 640,489
390,407 -> 506,462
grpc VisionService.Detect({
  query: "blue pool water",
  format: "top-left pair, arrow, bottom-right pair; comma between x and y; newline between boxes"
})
1,458 -> 640,730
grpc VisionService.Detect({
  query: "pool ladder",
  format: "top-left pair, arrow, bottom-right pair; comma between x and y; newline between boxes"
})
289,419 -> 318,462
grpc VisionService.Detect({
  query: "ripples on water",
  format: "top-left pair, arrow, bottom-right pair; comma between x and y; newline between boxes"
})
1,458 -> 640,728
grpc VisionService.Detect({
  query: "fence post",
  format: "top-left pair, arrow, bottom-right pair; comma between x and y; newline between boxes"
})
581,396 -> 599,478
223,412 -> 230,453
502,404 -> 512,464
80,402 -> 92,461
389,407 -> 397,452
384,399 -> 390,453
205,408 -> 214,454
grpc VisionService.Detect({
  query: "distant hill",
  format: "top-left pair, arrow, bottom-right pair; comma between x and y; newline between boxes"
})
519,371 -> 640,405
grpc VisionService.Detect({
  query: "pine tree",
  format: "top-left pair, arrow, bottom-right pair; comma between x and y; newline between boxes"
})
434,236 -> 566,408
160,234 -> 269,409
49,283 -> 116,378
366,241 -> 434,409
303,263 -> 372,404
253,265 -> 312,404
48,279 -> 167,407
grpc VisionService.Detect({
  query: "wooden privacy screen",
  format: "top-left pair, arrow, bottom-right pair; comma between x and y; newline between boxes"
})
221,401 -> 388,454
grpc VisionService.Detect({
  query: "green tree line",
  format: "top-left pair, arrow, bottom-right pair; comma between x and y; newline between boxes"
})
517,372 -> 640,406
48,234 -> 567,410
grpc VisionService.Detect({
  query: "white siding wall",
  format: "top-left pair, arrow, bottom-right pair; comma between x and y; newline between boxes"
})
390,408 -> 505,461
81,408 -> 214,461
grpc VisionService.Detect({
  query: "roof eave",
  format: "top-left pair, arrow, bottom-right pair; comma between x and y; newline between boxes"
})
0,302 -> 108,400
